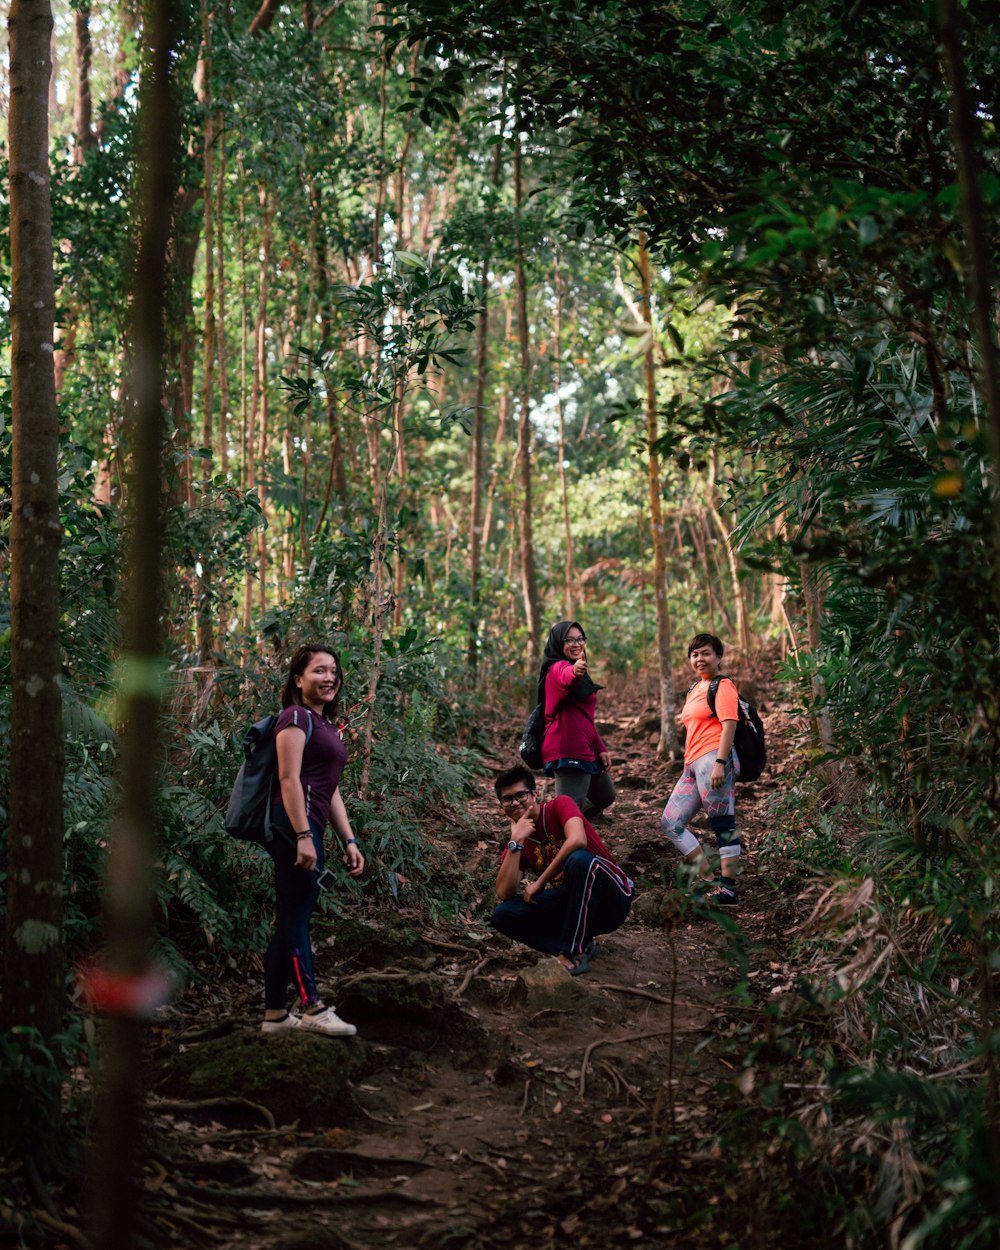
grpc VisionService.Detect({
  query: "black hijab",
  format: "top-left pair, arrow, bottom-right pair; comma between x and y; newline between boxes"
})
536,619 -> 604,709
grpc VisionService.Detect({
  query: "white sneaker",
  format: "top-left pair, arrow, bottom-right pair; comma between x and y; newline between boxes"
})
261,1012 -> 302,1034
298,1006 -> 356,1037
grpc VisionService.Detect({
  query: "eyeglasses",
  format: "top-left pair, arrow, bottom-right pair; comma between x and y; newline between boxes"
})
498,790 -> 533,808
564,635 -> 586,646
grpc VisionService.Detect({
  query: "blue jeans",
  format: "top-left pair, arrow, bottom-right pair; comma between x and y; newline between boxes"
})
491,849 -> 633,960
263,809 -> 325,1011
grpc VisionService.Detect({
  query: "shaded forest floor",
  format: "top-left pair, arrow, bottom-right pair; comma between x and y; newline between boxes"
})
13,655 -> 824,1250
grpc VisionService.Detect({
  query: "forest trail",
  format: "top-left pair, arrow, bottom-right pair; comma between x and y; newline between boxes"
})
142,657 -> 800,1250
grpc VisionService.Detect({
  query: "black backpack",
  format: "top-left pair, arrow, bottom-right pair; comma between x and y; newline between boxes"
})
703,676 -> 766,783
519,702 -> 546,770
226,713 -> 313,844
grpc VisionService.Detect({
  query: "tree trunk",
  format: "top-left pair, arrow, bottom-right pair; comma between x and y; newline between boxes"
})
52,2 -> 96,391
311,179 -> 349,514
512,128 -> 542,671
467,142 -> 502,679
215,129 -> 231,477
72,1 -> 95,160
554,261 -> 575,618
87,0 -> 177,1241
5,0 -> 64,1041
939,0 -> 1000,607
706,454 -> 752,654
800,560 -> 834,755
195,0 -> 216,683
638,231 -> 678,758
244,184 -> 272,629
683,514 -> 717,634
392,373 -> 409,629
481,298 -> 514,554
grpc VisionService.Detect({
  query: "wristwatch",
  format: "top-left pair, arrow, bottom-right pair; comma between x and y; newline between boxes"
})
507,840 -> 524,854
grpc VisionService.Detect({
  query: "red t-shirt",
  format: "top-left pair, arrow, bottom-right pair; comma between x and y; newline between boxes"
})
501,795 -> 632,893
682,676 -> 739,765
271,705 -> 348,829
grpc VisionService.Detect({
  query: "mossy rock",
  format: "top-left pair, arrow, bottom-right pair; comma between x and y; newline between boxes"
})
318,916 -> 434,970
337,971 -> 447,1031
631,886 -> 681,927
158,1030 -> 368,1127
337,972 -> 494,1062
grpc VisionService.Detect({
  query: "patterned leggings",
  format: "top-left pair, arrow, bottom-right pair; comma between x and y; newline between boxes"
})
660,749 -> 741,861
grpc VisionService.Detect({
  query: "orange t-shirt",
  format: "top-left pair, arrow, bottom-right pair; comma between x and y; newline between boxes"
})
682,677 -> 739,764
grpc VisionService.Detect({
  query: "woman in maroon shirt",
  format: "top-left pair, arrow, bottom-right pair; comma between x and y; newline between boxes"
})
261,644 -> 365,1037
536,620 -> 615,816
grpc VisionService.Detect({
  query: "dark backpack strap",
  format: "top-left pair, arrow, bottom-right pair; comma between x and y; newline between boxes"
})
706,675 -> 738,721
264,712 -> 314,838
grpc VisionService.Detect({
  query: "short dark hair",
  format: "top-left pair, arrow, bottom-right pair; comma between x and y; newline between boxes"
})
494,765 -> 537,799
281,644 -> 343,722
687,632 -> 724,659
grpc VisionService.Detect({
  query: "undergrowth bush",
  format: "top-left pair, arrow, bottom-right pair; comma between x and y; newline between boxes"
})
750,772 -> 1000,1250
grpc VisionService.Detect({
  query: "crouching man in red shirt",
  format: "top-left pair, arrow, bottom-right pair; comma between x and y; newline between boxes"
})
491,765 -> 634,975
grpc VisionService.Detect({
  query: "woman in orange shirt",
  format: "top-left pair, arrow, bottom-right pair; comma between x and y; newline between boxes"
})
660,633 -> 740,905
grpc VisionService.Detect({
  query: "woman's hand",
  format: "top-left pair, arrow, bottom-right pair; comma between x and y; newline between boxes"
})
599,750 -> 611,771
710,761 -> 726,790
523,879 -> 542,905
343,841 -> 365,878
296,833 -> 318,871
572,656 -> 588,677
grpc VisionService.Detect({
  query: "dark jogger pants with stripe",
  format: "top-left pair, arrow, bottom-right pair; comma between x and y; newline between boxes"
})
264,809 -> 324,1011
491,849 -> 633,960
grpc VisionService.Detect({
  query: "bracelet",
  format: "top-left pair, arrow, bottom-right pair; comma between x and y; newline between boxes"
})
715,758 -> 728,765
344,837 -> 358,846
296,832 -> 313,841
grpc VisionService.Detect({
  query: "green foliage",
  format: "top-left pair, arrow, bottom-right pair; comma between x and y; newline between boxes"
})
0,1023 -> 84,1175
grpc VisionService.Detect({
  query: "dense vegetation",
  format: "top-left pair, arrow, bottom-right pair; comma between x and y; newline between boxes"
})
2,0 -> 999,1246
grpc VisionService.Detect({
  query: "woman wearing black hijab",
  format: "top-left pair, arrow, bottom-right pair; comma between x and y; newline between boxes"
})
536,620 -> 615,815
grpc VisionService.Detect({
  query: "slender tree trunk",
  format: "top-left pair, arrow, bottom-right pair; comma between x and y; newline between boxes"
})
195,0 -> 216,683
512,128 -> 542,671
214,122 -> 232,643
245,184 -> 271,628
87,0 -> 177,1241
467,142 -> 503,678
52,1 -> 95,391
312,180 -> 349,511
636,486 -> 650,680
482,298 -> 514,554
707,454 -> 752,654
215,130 -> 231,477
72,1 -> 94,160
938,44 -> 1000,1159
639,231 -> 678,758
554,261 -> 575,618
800,560 -> 834,755
681,515 -> 714,634
939,0 -> 1000,608
5,0 -> 64,1041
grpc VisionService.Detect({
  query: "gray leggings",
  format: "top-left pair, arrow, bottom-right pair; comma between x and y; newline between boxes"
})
552,768 -> 616,814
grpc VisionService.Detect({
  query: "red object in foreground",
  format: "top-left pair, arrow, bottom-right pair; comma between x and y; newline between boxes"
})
77,961 -> 174,1018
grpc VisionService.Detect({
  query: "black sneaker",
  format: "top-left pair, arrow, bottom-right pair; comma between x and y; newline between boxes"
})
706,880 -> 738,906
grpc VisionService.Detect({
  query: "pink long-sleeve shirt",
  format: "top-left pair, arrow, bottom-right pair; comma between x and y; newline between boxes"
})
541,660 -> 608,765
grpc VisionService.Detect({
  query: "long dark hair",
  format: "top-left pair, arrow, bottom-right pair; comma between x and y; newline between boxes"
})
281,644 -> 343,722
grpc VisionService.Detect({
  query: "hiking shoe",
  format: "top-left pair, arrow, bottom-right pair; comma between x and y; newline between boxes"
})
298,1006 -> 357,1037
706,880 -> 738,906
261,1012 -> 302,1034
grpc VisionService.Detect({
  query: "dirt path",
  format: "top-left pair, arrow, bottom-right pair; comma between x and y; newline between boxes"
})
135,663 -> 797,1250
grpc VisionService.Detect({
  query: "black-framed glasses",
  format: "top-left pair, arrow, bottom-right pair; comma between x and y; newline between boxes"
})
563,634 -> 586,646
498,790 -> 533,807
